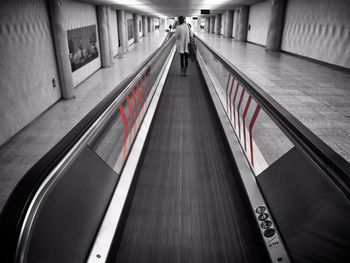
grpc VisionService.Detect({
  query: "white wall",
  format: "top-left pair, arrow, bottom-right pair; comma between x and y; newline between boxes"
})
0,0 -> 61,145
281,0 -> 350,68
167,18 -> 175,29
64,0 -> 101,87
185,17 -> 197,31
247,1 -> 271,46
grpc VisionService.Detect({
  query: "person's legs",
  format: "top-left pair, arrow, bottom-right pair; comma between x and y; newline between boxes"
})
184,53 -> 189,75
180,53 -> 184,68
180,53 -> 185,75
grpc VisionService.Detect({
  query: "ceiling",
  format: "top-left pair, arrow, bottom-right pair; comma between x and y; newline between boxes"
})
80,0 -> 265,17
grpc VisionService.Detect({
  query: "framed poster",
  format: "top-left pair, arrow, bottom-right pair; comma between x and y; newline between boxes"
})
127,19 -> 134,40
67,25 -> 99,72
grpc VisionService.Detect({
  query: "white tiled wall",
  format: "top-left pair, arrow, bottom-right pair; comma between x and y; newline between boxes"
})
247,1 -> 271,46
281,0 -> 350,68
0,0 -> 61,145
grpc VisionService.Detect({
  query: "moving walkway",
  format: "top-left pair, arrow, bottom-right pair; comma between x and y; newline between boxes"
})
0,34 -> 349,263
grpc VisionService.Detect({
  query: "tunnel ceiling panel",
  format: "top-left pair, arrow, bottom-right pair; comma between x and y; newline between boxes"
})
79,0 -> 265,17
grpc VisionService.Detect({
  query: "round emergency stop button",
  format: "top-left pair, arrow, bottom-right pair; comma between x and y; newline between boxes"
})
263,228 -> 276,238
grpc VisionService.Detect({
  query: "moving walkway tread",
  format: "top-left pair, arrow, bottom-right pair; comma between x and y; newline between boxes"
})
109,54 -> 270,263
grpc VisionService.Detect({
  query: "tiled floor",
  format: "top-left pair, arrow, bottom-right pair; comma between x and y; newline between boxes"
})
196,32 -> 350,162
0,30 -> 167,213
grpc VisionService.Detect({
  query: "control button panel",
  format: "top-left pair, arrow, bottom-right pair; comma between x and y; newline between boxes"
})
254,205 -> 290,262
255,205 -> 275,239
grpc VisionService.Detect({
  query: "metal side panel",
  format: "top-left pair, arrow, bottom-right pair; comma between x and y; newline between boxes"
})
257,147 -> 350,263
22,146 -> 119,263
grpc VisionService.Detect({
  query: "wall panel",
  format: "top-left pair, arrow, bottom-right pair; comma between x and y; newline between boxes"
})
247,1 -> 271,46
126,12 -> 134,45
281,0 -> 350,68
0,0 -> 61,145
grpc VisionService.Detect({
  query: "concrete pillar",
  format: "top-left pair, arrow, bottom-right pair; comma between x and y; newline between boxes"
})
161,18 -> 166,31
224,10 -> 233,37
147,17 -> 151,32
133,14 -> 140,43
97,6 -> 111,67
159,18 -> 162,31
210,16 -> 215,33
142,16 -> 148,36
47,0 -> 74,99
151,17 -> 154,31
196,16 -> 201,32
266,0 -> 287,51
221,12 -> 225,34
117,10 -> 127,54
205,17 -> 210,32
233,8 -> 239,39
107,6 -> 114,64
237,6 -> 249,41
215,14 -> 222,34
213,15 -> 218,34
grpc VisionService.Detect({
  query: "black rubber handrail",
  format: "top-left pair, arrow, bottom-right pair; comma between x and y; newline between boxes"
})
195,35 -> 350,202
0,33 -> 174,263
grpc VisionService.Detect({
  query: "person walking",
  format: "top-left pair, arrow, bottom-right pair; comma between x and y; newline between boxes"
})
175,16 -> 192,76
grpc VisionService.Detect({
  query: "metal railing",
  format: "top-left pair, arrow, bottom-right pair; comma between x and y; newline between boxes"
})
195,35 -> 350,202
